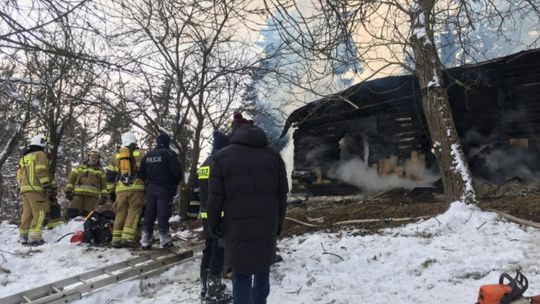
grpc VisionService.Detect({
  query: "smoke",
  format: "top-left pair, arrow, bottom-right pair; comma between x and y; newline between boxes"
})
328,157 -> 438,192
280,132 -> 295,190
478,147 -> 540,183
462,126 -> 540,183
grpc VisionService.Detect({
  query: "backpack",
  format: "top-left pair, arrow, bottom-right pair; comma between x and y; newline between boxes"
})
118,146 -> 137,186
83,210 -> 115,246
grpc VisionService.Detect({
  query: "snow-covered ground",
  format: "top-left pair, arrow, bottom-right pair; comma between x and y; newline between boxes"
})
1,202 -> 540,303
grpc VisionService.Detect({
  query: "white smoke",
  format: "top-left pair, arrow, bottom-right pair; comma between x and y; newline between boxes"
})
280,132 -> 295,191
328,157 -> 438,192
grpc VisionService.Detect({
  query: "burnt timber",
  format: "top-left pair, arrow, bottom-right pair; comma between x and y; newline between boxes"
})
283,49 -> 540,196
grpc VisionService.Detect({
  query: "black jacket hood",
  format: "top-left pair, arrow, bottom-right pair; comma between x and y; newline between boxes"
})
230,126 -> 268,147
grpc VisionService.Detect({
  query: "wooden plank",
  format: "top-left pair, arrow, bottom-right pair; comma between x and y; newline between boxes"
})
487,209 -> 540,229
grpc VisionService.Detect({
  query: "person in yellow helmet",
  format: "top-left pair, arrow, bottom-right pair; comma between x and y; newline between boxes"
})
16,134 -> 55,246
65,150 -> 108,219
105,131 -> 146,248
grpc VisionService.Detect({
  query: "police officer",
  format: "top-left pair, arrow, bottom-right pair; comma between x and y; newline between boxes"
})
139,132 -> 182,249
198,131 -> 232,302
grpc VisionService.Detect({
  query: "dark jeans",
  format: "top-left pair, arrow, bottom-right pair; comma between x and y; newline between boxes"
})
232,269 -> 270,304
201,238 -> 225,275
141,183 -> 173,234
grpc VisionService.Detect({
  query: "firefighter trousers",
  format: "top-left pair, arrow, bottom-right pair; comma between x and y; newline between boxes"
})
67,195 -> 99,218
19,192 -> 50,242
112,191 -> 145,243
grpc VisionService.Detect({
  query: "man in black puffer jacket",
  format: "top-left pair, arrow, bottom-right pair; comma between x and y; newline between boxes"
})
139,132 -> 182,249
207,124 -> 288,304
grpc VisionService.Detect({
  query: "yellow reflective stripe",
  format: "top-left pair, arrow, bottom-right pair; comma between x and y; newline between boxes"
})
20,185 -> 43,192
22,155 -> 37,188
39,177 -> 50,184
112,230 -> 122,241
35,165 -> 48,170
75,167 -> 104,176
106,184 -> 115,191
199,211 -> 224,219
73,189 -> 100,195
198,166 -> 210,179
29,210 -> 46,235
115,184 -> 145,192
133,150 -> 140,157
23,154 -> 36,162
66,183 -> 74,190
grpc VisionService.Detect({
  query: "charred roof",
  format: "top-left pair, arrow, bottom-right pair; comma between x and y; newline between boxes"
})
281,48 -> 540,137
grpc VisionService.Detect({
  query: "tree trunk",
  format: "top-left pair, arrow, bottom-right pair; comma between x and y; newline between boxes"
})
179,118 -> 204,218
410,0 -> 476,205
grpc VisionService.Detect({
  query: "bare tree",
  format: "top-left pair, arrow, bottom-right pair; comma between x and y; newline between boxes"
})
263,0 -> 540,205
105,0 -> 268,217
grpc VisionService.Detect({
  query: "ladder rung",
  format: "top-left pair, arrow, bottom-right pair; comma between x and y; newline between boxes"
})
22,295 -> 32,303
51,286 -> 62,293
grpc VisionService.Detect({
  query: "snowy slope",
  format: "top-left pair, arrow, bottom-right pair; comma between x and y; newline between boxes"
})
2,202 -> 540,304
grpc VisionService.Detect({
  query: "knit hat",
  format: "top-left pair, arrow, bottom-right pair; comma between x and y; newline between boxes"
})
212,131 -> 229,152
231,112 -> 254,134
157,132 -> 170,148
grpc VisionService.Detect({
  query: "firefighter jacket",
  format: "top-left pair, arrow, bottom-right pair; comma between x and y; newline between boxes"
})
17,148 -> 53,193
105,147 -> 146,193
65,163 -> 107,197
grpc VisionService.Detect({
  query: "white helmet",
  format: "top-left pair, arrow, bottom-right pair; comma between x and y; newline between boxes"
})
29,134 -> 48,147
121,131 -> 137,147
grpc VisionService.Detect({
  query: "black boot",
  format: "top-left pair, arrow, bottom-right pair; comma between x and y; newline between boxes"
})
200,268 -> 209,299
206,274 -> 232,303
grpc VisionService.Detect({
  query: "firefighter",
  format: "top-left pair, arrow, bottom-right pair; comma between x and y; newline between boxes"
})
139,132 -> 182,250
16,134 -> 55,246
105,131 -> 146,248
198,130 -> 232,302
65,150 -> 108,219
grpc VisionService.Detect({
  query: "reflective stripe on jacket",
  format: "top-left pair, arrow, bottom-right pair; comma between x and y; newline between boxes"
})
17,151 -> 52,193
105,148 -> 145,193
65,164 -> 107,196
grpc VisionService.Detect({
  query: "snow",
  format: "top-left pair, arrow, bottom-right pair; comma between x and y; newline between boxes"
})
427,69 -> 441,89
2,202 -> 540,303
451,143 -> 476,201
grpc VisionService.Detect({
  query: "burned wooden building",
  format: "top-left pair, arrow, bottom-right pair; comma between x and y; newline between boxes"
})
282,48 -> 540,195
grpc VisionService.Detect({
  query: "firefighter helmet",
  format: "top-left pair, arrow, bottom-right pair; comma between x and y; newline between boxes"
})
121,131 -> 137,147
29,134 -> 48,147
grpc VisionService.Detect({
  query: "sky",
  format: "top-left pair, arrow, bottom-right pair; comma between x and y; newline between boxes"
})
2,201 -> 540,303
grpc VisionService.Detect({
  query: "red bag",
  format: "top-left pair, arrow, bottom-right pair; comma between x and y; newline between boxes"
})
70,230 -> 85,243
